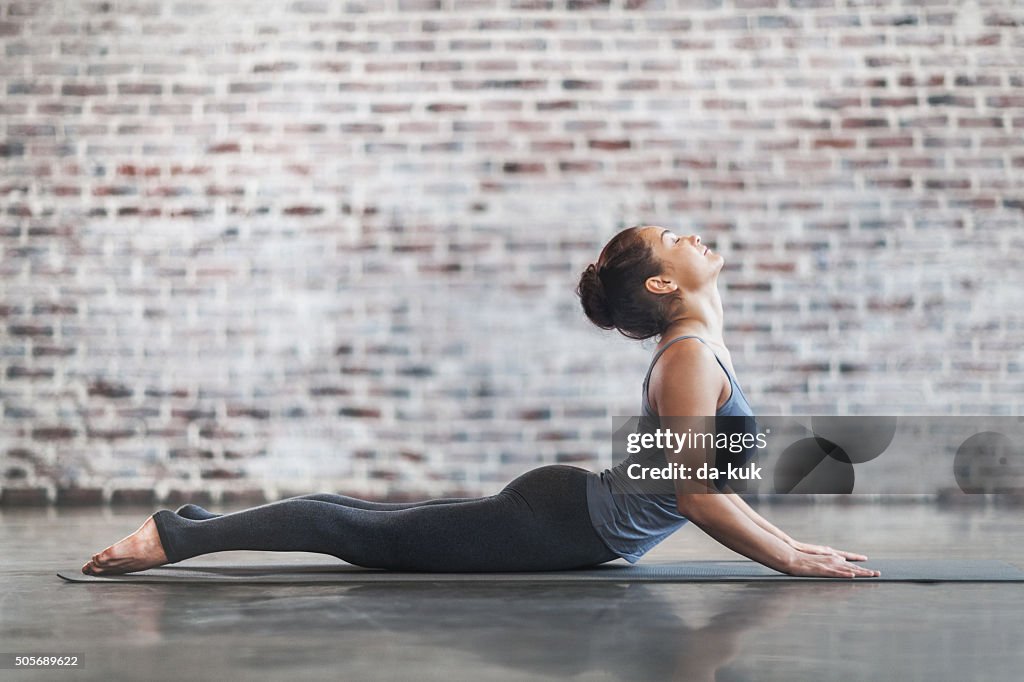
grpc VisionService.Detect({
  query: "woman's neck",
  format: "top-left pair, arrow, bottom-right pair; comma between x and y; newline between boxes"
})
659,290 -> 726,349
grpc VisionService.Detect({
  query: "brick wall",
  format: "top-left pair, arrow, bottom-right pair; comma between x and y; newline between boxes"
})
1,0 -> 1022,506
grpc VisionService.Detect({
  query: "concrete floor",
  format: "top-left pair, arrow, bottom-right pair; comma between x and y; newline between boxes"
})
3,501 -> 1022,681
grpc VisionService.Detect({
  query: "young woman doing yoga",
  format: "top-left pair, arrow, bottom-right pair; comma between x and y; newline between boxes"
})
82,225 -> 878,578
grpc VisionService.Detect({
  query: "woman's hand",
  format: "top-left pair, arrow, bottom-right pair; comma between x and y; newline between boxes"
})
786,538 -> 869,562
786,540 -> 868,561
782,550 -> 880,579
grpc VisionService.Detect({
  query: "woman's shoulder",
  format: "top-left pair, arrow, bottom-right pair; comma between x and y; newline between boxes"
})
647,338 -> 731,414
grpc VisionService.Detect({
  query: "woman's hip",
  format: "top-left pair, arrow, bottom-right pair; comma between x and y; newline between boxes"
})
502,464 -> 594,510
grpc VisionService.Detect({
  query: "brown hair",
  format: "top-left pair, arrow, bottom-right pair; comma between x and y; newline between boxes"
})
576,226 -> 679,340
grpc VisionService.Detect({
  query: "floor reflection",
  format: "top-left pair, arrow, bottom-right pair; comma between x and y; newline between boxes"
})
11,504 -> 1024,680
80,580 -> 871,681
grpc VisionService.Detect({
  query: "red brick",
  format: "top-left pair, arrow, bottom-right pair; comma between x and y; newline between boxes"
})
56,488 -> 104,506
1,488 -> 50,506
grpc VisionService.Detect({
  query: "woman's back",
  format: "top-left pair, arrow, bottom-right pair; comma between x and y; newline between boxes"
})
585,335 -> 756,563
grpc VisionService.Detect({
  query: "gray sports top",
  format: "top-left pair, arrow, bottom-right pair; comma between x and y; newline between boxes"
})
586,335 -> 757,563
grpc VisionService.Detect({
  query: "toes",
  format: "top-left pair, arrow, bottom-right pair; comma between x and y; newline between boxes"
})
93,550 -> 125,566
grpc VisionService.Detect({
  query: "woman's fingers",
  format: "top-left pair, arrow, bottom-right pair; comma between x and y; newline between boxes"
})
798,554 -> 880,578
785,545 -> 881,578
849,564 -> 879,577
831,559 -> 879,578
816,558 -> 846,576
794,541 -> 869,562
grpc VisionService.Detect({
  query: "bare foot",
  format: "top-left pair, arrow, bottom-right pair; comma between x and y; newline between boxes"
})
81,515 -> 169,575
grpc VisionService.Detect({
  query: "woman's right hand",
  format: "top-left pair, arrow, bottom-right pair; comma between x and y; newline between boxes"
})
782,551 -> 881,579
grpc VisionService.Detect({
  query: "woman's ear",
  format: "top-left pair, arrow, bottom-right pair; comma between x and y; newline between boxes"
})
644,276 -> 678,296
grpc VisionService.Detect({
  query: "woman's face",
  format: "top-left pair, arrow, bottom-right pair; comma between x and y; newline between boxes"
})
639,225 -> 724,294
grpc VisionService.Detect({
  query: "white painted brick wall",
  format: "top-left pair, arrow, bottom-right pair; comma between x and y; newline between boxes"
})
1,0 -> 1022,505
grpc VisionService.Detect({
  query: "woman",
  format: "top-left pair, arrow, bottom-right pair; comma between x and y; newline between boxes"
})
82,225 -> 878,578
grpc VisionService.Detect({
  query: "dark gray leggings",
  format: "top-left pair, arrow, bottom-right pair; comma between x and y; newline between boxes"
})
151,464 -> 619,572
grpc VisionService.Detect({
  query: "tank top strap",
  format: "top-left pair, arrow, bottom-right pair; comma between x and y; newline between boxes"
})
642,335 -> 737,413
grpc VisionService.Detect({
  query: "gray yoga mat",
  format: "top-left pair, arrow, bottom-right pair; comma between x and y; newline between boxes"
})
58,559 -> 1024,584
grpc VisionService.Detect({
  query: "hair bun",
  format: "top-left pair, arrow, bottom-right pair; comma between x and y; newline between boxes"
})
576,263 -> 615,329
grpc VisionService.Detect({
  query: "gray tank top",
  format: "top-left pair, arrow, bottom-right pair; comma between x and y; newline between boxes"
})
586,335 -> 757,563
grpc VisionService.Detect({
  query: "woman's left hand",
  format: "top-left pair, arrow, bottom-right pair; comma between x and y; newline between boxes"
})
786,538 -> 868,562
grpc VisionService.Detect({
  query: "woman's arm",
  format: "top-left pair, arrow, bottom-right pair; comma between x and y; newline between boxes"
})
675,471 -> 875,577
656,339 -> 877,578
720,488 -> 869,561
675,488 -> 799,573
721,490 -> 792,543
